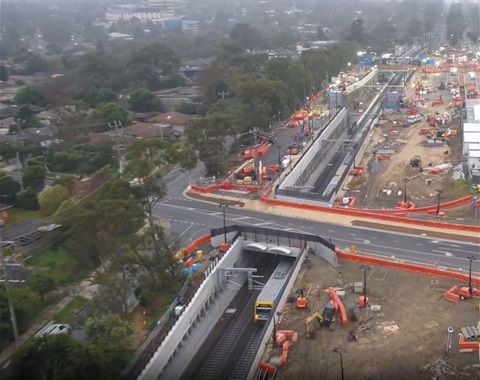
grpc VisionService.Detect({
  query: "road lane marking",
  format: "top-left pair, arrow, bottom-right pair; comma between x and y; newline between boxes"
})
166,171 -> 186,186
179,223 -> 194,238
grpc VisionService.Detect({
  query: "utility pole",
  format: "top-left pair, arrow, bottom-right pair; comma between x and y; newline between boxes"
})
402,178 -> 410,204
435,189 -> 444,215
15,119 -> 26,191
109,121 -> 125,173
360,265 -> 370,307
468,255 -> 476,298
219,203 -> 228,244
250,127 -> 259,185
218,91 -> 229,101
0,236 -> 20,348
333,348 -> 347,380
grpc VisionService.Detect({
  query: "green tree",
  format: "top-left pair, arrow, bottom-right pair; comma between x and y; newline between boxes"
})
446,3 -> 466,46
79,87 -> 118,108
14,104 -> 38,126
94,102 -> 130,126
175,102 -> 197,115
0,170 -> 20,204
7,334 -> 104,380
132,42 -> 180,75
38,184 -> 71,216
52,176 -> 77,195
16,187 -> 39,210
22,165 -> 45,191
85,314 -> 134,378
229,23 -> 264,50
125,138 -> 196,255
0,65 -> 9,82
14,85 -> 47,106
128,88 -> 160,113
26,273 -> 56,300
0,144 -> 16,162
346,18 -> 366,44
316,26 -> 329,41
0,286 -> 39,343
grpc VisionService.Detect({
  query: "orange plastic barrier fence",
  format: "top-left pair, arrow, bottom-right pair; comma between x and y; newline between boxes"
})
328,288 -> 348,327
336,250 -> 480,285
185,234 -> 211,255
260,196 -> 480,233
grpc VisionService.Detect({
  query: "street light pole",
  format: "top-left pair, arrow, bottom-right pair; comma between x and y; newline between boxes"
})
0,237 -> 20,348
435,189 -> 444,215
360,265 -> 370,307
468,255 -> 476,298
219,203 -> 228,244
333,348 -> 347,380
402,178 -> 410,204
276,146 -> 283,165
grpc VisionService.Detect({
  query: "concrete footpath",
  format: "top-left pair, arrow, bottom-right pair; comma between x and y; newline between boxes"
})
185,190 -> 480,243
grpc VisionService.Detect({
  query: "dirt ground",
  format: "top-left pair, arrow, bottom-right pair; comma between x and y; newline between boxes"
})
348,72 -> 469,210
263,254 -> 480,380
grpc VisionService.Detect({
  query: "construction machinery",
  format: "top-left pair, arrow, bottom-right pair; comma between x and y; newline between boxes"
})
295,289 -> 308,309
445,285 -> 480,303
305,304 -> 336,338
410,155 -> 422,168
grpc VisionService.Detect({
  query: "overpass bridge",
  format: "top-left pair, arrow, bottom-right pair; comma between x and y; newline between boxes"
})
378,64 -> 416,73
133,226 -> 336,380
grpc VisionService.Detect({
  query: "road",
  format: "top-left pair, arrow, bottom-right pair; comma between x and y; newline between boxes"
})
158,165 -> 479,272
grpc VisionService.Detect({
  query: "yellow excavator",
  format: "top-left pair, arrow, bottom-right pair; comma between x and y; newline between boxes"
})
305,303 -> 336,338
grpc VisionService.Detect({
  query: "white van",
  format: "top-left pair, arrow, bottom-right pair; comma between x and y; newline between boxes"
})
407,115 -> 422,124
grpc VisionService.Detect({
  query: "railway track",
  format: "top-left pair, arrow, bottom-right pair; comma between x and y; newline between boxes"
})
193,255 -> 279,380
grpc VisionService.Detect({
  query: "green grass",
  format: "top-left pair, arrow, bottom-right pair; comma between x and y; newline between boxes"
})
24,248 -> 82,286
54,296 -> 88,324
7,207 -> 42,224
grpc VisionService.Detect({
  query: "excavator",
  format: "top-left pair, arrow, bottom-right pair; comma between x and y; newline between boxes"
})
305,303 -> 336,338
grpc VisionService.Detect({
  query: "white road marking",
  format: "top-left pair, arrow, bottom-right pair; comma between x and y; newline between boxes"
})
179,223 -> 194,238
432,250 -> 453,257
166,171 -> 186,186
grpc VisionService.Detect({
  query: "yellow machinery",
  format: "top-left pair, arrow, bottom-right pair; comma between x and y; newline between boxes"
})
305,304 -> 336,338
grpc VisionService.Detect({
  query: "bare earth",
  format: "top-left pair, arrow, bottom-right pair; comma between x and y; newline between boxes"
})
349,73 -> 466,209
262,254 -> 479,380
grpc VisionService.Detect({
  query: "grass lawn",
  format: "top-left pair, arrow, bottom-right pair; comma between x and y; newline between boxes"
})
54,296 -> 88,324
24,248 -> 85,286
7,207 -> 42,224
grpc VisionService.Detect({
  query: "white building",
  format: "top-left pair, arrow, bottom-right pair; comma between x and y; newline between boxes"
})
148,0 -> 175,16
105,5 -> 171,23
463,100 -> 480,182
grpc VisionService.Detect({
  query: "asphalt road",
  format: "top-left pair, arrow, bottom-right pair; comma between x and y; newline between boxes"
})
157,166 -> 479,272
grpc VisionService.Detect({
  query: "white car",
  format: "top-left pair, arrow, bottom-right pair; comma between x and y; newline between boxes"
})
281,156 -> 292,169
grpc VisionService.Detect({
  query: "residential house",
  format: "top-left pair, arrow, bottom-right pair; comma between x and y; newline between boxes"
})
145,111 -> 194,134
124,121 -> 174,139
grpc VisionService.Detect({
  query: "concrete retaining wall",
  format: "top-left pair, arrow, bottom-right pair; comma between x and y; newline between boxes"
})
139,237 -> 245,380
280,108 -> 348,189
247,247 -> 308,380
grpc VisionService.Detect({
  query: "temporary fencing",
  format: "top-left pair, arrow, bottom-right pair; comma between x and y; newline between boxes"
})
336,250 -> 480,285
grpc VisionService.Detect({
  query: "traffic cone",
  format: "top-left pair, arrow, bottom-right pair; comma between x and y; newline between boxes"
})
431,276 -> 438,285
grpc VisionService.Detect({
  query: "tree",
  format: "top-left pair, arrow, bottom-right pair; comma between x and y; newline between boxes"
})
14,85 -> 47,106
128,88 -> 160,113
85,314 -> 134,378
0,65 -> 9,82
0,286 -> 39,343
346,18 -> 366,44
0,170 -> 20,205
132,42 -> 180,75
229,23 -> 264,50
6,334 -> 104,380
79,87 -> 118,108
14,104 -> 38,126
446,3 -> 466,46
316,26 -> 329,41
94,102 -> 130,126
125,138 -> 196,255
38,184 -> 71,216
175,102 -> 197,115
26,273 -> 56,300
16,187 -> 39,210
22,165 -> 45,191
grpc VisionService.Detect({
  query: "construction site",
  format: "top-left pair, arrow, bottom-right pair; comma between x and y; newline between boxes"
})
258,253 -> 480,380
344,68 -> 475,211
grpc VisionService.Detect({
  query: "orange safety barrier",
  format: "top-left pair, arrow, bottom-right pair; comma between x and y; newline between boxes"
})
328,288 -> 348,327
459,334 -> 480,351
336,250 -> 480,285
280,341 -> 289,367
444,286 -> 460,303
185,234 -> 211,255
259,195 -> 480,233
